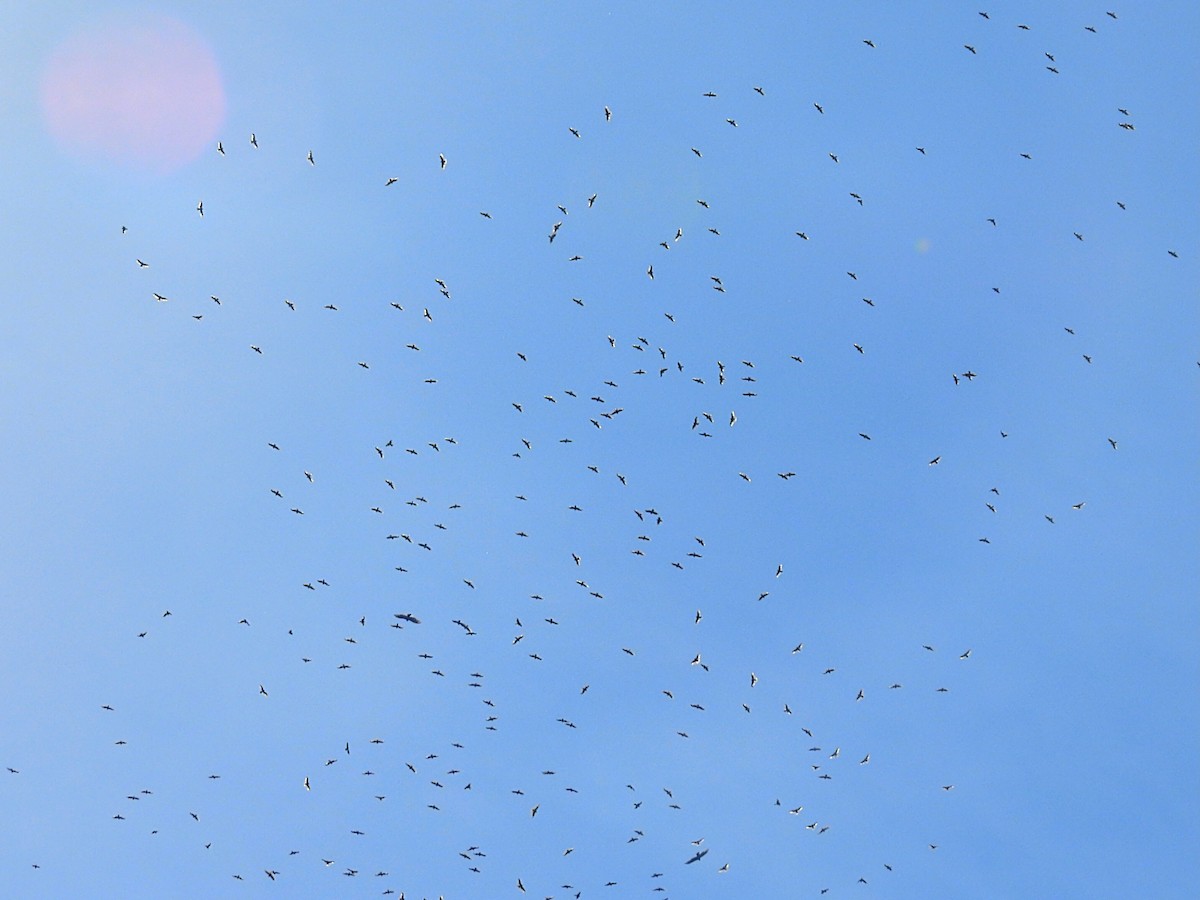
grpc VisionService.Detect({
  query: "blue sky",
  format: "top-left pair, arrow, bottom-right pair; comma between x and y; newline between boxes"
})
1,2 -> 1197,898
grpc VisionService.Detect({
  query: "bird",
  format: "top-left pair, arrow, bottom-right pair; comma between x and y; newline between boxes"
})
249,133 -> 258,147
439,154 -> 447,168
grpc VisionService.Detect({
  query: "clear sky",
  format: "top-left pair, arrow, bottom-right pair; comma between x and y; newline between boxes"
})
1,3 -> 1197,898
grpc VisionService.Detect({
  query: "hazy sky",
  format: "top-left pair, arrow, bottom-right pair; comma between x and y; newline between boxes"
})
1,3 -> 1197,898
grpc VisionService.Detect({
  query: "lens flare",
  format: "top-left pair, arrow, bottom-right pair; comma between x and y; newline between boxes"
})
41,15 -> 225,175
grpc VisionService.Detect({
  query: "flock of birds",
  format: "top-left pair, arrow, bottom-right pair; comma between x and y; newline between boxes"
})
10,8 -> 1189,899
